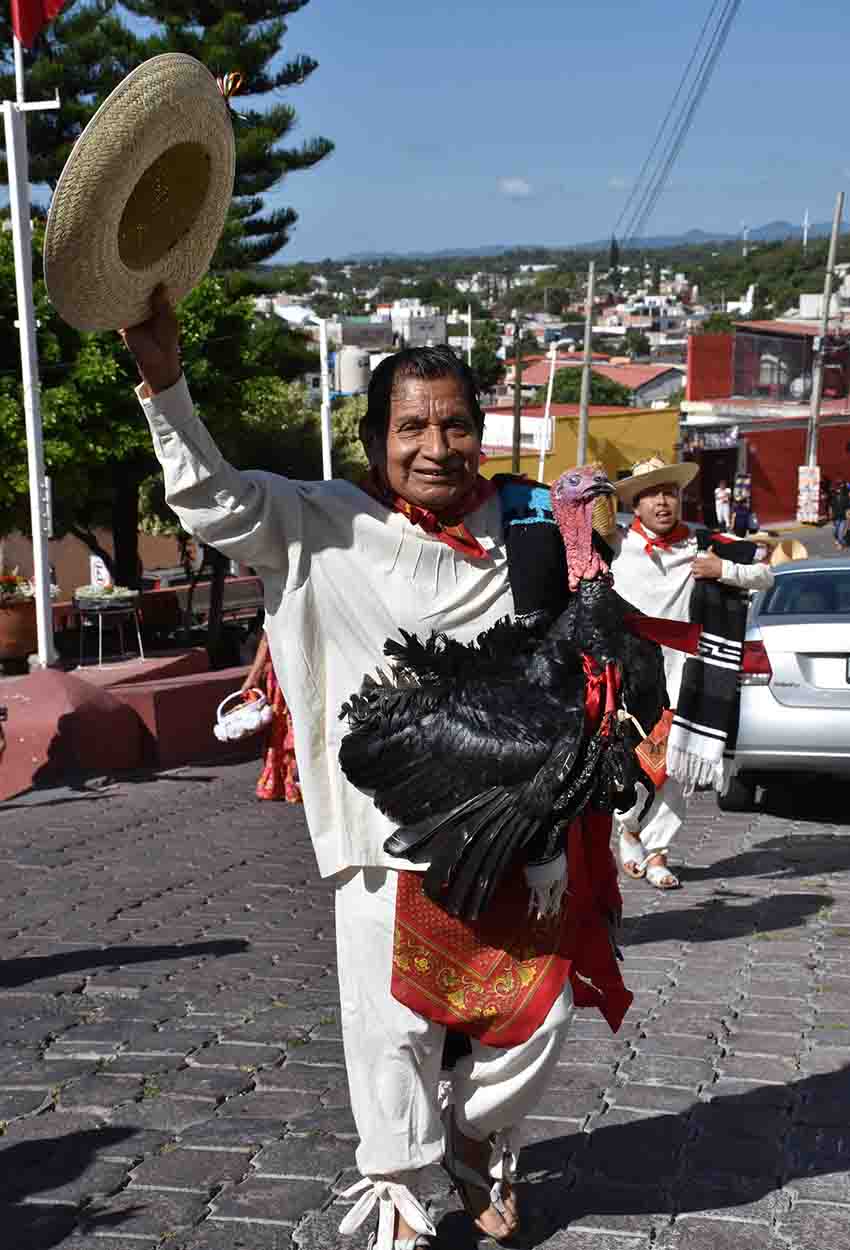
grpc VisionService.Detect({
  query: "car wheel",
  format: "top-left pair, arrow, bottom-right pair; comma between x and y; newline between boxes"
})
718,774 -> 758,813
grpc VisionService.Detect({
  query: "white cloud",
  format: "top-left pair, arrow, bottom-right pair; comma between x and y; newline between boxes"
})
608,175 -> 630,191
498,177 -> 533,198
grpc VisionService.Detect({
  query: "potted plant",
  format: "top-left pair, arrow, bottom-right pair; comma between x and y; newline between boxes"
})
0,569 -> 58,660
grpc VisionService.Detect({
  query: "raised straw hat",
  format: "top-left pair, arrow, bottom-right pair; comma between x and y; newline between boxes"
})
44,54 -> 236,332
614,455 -> 699,508
769,538 -> 809,567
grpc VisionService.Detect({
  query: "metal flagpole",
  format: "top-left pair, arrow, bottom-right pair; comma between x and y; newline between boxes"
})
3,35 -> 60,667
537,342 -> 556,483
318,317 -> 333,480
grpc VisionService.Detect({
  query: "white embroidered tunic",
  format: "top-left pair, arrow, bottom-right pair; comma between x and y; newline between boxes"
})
139,377 -> 515,877
610,526 -> 774,707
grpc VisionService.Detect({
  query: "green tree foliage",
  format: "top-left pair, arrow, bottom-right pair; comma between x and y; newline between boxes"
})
0,0 -> 333,266
542,368 -> 633,407
623,328 -> 651,357
505,331 -> 541,360
698,312 -> 736,334
470,320 -> 505,393
0,1 -> 144,187
0,226 -> 327,586
330,395 -> 369,479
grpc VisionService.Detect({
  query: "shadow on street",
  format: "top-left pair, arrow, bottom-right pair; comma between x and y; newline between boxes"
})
621,889 -> 832,947
513,1065 -> 850,1248
0,939 -> 249,989
0,1127 -> 140,1250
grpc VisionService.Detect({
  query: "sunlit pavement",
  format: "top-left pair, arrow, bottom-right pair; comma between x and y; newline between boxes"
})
1,759 -> 849,1249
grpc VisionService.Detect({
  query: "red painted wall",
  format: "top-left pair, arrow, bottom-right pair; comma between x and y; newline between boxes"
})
746,423 -> 850,522
687,334 -> 734,401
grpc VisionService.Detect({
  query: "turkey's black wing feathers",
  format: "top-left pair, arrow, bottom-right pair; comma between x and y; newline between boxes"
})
340,614 -> 586,831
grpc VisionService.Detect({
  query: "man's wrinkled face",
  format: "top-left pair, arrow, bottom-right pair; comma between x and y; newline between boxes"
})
634,482 -> 681,535
376,374 -> 481,516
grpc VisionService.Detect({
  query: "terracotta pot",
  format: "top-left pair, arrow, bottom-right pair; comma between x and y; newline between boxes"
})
0,598 -> 38,660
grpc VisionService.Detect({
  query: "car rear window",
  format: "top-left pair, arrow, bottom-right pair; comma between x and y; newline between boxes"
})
760,570 -> 850,616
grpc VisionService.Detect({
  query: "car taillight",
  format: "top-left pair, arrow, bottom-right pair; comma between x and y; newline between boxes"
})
741,640 -> 772,685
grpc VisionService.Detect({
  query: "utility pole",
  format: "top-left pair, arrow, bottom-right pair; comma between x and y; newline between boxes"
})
805,191 -> 844,468
512,313 -> 523,473
318,318 -> 333,480
537,342 -> 557,483
466,303 -> 472,367
576,261 -> 596,464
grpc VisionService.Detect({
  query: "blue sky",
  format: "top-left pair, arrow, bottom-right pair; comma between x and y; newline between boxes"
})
262,0 -> 850,260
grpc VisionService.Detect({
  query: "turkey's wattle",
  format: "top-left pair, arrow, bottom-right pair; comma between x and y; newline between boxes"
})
550,463 -> 615,591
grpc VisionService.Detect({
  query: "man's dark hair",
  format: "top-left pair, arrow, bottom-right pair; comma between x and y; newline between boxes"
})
359,346 -> 485,455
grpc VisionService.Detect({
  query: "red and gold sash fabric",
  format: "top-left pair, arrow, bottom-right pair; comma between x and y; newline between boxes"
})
360,467 -> 498,561
391,806 -> 632,1047
390,659 -> 633,1047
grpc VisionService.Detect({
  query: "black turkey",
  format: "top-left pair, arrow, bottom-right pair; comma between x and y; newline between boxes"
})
339,464 -> 667,921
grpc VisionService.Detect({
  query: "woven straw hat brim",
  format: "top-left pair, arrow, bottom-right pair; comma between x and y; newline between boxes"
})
44,54 -> 235,332
615,461 -> 699,507
770,539 -> 809,566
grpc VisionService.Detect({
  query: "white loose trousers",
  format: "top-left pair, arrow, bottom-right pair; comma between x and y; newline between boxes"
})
335,867 -> 575,1178
614,776 -> 688,857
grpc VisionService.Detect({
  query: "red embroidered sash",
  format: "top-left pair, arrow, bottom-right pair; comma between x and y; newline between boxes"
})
390,661 -> 633,1046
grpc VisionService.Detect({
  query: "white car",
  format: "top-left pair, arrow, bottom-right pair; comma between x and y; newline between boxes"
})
721,558 -> 850,810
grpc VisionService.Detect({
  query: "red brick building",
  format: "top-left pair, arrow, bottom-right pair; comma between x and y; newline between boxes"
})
681,325 -> 850,525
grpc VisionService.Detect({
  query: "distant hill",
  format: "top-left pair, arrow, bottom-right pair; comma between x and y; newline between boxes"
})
337,220 -> 834,263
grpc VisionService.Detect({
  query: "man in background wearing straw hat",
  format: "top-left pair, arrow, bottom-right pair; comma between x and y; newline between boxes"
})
610,457 -> 774,890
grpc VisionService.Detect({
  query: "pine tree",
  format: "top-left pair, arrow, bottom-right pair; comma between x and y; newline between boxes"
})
0,0 -> 333,265
121,0 -> 334,265
0,2 -> 145,187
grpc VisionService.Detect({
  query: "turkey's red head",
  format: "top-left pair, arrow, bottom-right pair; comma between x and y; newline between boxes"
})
551,463 -> 616,592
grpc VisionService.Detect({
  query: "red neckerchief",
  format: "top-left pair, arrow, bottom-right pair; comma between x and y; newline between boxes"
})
630,517 -> 691,556
360,467 -> 498,561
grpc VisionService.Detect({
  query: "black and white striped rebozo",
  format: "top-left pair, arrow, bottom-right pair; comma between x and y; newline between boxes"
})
667,532 -> 756,795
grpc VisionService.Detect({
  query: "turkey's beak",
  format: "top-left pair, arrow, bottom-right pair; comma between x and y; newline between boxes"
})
588,481 -> 617,541
586,481 -> 615,499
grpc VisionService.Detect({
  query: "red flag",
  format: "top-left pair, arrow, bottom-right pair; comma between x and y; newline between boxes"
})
10,0 -> 66,49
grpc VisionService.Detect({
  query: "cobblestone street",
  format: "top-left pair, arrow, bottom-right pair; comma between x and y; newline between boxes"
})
1,760 -> 849,1250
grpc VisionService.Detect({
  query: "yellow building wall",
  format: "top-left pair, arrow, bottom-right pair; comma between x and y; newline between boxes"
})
479,407 -> 679,485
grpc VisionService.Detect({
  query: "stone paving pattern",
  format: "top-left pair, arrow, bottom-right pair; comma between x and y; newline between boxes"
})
1,761 -> 849,1249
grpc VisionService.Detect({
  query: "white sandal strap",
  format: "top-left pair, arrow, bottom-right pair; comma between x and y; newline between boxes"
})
643,858 -> 679,886
339,1177 -> 435,1250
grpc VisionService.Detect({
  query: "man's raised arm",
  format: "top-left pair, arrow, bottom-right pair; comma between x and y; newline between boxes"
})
123,288 -> 300,577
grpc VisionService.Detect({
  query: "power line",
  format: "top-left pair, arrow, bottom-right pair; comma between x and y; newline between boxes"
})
614,0 -> 742,249
624,0 -> 741,245
613,0 -> 726,240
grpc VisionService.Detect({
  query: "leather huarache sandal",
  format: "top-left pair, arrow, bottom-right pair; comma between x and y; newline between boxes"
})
441,1117 -> 519,1243
643,854 -> 680,890
618,830 -> 647,879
